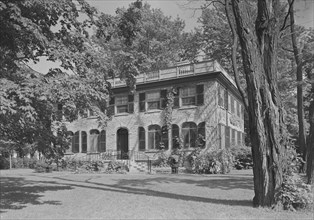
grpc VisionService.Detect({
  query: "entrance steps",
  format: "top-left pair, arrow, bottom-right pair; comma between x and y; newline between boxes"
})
128,160 -> 151,174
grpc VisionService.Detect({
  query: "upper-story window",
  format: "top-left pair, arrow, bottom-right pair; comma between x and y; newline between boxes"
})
218,84 -> 228,109
116,96 -> 128,113
110,94 -> 134,114
181,84 -> 204,106
147,91 -> 160,110
182,87 -> 196,106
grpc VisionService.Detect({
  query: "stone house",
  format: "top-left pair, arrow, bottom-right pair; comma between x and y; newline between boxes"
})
65,60 -> 245,160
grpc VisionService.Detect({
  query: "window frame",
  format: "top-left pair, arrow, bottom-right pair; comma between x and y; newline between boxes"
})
148,125 -> 162,150
182,122 -> 197,148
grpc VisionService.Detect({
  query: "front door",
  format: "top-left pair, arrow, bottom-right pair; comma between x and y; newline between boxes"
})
117,128 -> 129,159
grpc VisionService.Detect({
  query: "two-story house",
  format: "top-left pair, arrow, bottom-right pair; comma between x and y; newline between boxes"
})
65,60 -> 245,159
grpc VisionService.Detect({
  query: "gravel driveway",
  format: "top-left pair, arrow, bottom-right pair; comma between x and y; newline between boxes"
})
0,169 -> 312,219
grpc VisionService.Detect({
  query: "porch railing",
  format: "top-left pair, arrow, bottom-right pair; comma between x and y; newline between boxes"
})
71,150 -> 152,173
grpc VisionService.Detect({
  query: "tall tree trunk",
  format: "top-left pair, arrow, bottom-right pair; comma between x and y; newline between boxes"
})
306,68 -> 314,184
307,100 -> 314,184
231,0 -> 287,207
288,0 -> 307,171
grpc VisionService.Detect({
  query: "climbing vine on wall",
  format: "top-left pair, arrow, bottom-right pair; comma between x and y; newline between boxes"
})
162,87 -> 177,130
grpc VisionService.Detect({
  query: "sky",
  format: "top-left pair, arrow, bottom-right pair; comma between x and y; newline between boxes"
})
29,0 -> 314,74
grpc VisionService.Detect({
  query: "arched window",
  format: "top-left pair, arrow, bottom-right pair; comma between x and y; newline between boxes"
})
81,131 -> 87,153
89,129 -> 100,153
138,127 -> 145,151
182,122 -> 197,148
99,130 -> 106,152
197,122 -> 206,147
73,131 -> 80,153
161,126 -> 169,149
148,125 -> 161,150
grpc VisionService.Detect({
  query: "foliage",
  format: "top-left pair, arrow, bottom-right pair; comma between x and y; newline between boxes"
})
186,147 -> 233,174
0,156 -> 10,169
275,146 -> 313,211
152,149 -> 170,167
34,160 -> 52,173
230,145 -> 253,170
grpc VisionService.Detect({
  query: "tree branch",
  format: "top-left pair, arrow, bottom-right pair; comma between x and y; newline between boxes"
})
224,0 -> 248,112
281,47 -> 294,53
280,0 -> 294,32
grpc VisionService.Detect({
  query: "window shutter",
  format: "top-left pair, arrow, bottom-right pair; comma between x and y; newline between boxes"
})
173,88 -> 180,108
108,97 -> 115,115
160,89 -> 167,109
196,84 -> 204,105
139,127 -> 145,151
128,95 -> 134,113
139,92 -> 146,112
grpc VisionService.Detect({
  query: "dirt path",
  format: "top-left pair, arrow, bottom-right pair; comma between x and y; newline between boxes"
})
0,169 -> 312,219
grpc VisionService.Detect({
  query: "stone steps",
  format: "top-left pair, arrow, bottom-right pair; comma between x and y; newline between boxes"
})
129,161 -> 150,174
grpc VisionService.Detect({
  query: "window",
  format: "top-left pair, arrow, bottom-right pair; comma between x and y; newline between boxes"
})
89,129 -> 100,153
237,101 -> 240,117
182,122 -> 197,148
224,90 -> 228,109
138,127 -> 145,151
147,91 -> 160,110
237,131 -> 241,146
148,125 -> 161,149
181,87 -> 196,106
111,95 -> 134,114
161,126 -> 169,149
172,124 -> 180,148
81,131 -> 87,153
242,132 -> 245,145
218,124 -> 224,149
116,96 -> 128,113
225,126 -> 230,148
240,104 -> 244,119
218,85 -> 224,107
231,129 -> 236,146
231,96 -> 235,113
197,122 -> 206,147
73,131 -> 80,153
99,130 -> 106,152
88,109 -> 95,117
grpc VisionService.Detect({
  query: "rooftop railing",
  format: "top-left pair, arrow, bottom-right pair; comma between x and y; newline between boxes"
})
108,60 -> 236,88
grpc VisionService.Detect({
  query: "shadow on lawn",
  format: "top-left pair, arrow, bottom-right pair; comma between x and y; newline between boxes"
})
0,177 -> 72,213
46,174 -> 253,207
116,175 -> 254,190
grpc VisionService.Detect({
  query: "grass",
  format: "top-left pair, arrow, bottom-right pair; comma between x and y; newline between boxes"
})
0,169 -> 312,219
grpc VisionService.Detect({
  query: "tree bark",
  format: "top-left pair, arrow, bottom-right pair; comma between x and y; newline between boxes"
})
306,68 -> 314,184
288,0 -> 307,171
307,99 -> 314,184
231,0 -> 288,207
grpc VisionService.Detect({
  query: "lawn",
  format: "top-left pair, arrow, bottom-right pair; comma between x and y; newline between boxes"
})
0,169 -> 312,219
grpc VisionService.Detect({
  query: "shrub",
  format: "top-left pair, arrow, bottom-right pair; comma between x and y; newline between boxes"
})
0,156 -> 10,169
275,146 -> 313,211
152,150 -> 170,167
276,173 -> 313,211
34,160 -> 52,173
230,145 -> 253,170
106,160 -> 128,173
186,148 -> 233,174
